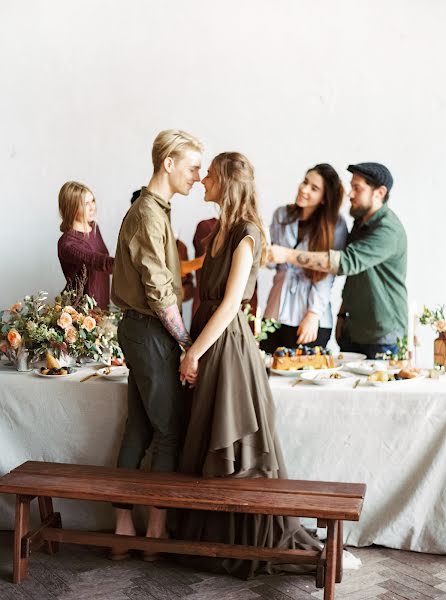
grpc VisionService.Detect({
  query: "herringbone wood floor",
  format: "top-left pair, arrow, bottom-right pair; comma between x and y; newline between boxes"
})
1,532 -> 446,600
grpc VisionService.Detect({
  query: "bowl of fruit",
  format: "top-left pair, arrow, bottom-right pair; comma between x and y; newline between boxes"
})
34,354 -> 77,377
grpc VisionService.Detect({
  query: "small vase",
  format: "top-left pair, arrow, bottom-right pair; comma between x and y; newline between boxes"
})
16,348 -> 32,372
59,352 -> 76,368
434,332 -> 446,368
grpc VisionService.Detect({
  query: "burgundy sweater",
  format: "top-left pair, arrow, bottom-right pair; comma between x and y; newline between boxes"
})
58,225 -> 114,309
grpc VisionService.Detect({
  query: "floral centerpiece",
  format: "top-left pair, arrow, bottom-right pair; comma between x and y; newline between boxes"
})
419,305 -> 446,334
0,290 -> 123,368
419,305 -> 446,367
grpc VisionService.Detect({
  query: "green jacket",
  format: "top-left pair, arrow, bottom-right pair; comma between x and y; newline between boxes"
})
339,204 -> 408,344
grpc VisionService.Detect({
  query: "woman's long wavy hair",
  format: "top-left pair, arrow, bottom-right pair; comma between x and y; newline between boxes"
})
59,180 -> 95,234
282,163 -> 344,283
211,152 -> 267,265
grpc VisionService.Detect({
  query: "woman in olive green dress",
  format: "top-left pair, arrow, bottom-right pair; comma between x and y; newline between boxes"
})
178,152 -> 320,578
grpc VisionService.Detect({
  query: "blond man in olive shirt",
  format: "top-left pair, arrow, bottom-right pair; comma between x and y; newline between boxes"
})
111,130 -> 203,553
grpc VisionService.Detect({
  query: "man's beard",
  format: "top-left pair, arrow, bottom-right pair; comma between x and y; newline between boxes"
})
350,205 -> 370,219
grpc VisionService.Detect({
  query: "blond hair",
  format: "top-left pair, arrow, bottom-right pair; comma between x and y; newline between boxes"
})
59,181 -> 95,233
211,152 -> 267,265
152,129 -> 203,173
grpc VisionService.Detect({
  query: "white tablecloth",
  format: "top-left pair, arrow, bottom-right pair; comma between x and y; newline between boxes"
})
1,361 -> 446,554
0,362 -> 128,531
272,374 -> 446,554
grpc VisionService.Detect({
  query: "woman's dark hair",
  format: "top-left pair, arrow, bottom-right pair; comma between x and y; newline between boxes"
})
282,164 -> 344,283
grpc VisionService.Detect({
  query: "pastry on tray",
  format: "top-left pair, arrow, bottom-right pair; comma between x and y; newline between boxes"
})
272,345 -> 335,371
367,367 -> 420,382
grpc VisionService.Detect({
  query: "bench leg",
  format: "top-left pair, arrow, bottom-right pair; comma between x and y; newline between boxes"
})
324,519 -> 338,600
336,521 -> 343,583
38,497 -> 60,554
13,495 -> 32,583
316,544 -> 326,588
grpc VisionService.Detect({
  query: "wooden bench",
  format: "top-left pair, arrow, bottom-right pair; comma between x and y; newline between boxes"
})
0,461 -> 366,599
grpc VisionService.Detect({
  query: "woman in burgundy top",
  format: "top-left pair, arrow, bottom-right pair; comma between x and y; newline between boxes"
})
57,181 -> 114,309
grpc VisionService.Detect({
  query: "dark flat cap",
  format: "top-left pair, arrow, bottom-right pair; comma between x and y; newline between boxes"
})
347,162 -> 393,192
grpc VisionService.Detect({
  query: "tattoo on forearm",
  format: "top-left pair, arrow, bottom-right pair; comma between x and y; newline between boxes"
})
294,251 -> 330,272
295,252 -> 310,266
155,305 -> 192,347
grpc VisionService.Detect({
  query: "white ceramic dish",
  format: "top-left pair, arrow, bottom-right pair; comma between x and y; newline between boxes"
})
34,369 -> 77,378
345,360 -> 399,376
97,366 -> 129,380
333,352 -> 367,364
367,373 -> 425,387
271,366 -> 342,377
299,371 -> 356,386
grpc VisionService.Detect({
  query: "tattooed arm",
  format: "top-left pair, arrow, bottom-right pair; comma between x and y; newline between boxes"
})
155,304 -> 192,349
268,245 -> 340,275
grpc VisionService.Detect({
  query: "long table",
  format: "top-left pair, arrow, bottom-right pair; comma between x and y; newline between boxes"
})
272,374 -> 446,554
1,361 -> 446,554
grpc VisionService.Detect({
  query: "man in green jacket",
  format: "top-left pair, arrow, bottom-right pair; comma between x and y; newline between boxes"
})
269,162 -> 408,358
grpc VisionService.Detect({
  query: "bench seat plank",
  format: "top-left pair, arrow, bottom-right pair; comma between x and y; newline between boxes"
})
13,462 -> 366,500
0,472 -> 364,520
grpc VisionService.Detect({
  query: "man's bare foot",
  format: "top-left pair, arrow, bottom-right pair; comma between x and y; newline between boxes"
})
143,507 -> 168,560
111,508 -> 136,560
115,508 -> 137,536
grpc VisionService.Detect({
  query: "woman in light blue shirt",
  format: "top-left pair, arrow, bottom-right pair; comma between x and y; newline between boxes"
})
261,164 -> 347,354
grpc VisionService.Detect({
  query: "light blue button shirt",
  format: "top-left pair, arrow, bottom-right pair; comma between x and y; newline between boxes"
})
267,206 -> 348,328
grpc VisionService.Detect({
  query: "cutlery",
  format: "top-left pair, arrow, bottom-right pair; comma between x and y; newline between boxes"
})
80,373 -> 99,383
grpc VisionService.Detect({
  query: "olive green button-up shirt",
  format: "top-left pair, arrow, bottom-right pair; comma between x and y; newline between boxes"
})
339,203 -> 408,344
111,188 -> 182,316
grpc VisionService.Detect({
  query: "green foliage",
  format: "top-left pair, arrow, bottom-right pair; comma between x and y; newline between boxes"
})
419,305 -> 446,333
242,303 -> 281,342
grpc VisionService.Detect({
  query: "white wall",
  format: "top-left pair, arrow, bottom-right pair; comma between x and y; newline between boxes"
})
1,0 -> 444,363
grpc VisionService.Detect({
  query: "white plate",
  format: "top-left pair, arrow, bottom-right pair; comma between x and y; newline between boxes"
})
97,366 -> 129,380
367,373 -> 425,387
345,360 -> 399,376
334,352 -> 367,364
299,371 -> 356,386
271,366 -> 342,377
34,369 -> 77,378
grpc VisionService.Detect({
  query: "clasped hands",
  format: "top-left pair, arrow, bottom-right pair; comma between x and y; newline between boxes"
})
179,347 -> 198,387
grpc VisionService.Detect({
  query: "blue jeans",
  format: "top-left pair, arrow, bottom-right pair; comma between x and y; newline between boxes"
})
339,335 -> 398,360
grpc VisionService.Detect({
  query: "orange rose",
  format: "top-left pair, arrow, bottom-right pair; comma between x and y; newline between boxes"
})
7,329 -> 22,349
64,306 -> 80,322
9,302 -> 22,313
57,312 -> 73,329
82,316 -> 96,332
64,326 -> 78,344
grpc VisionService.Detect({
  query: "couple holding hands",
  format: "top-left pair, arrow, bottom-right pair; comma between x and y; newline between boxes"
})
110,128 -> 406,577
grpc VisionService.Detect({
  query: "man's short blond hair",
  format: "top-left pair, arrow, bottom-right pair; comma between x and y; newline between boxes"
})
152,129 -> 203,173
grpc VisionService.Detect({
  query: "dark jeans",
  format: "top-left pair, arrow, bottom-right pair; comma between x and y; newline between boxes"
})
260,324 -> 332,355
114,311 -> 185,508
339,333 -> 398,359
